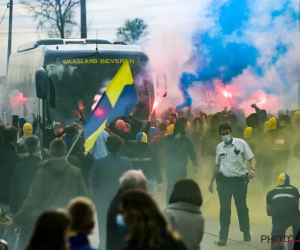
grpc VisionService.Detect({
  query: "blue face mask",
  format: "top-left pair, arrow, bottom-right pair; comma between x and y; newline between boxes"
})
222,135 -> 232,143
116,214 -> 128,233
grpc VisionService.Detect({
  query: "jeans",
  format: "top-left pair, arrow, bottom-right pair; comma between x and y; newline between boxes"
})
147,180 -> 155,195
0,204 -> 19,250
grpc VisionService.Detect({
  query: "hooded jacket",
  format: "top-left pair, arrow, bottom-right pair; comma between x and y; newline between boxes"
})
164,202 -> 204,250
13,158 -> 88,226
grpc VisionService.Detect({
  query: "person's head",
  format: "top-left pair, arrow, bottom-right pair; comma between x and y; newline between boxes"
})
115,119 -> 126,131
294,111 -> 300,123
136,132 -> 147,143
73,136 -> 85,153
106,135 -> 123,153
65,126 -> 78,137
219,123 -> 232,144
173,122 -> 185,139
16,144 -> 27,154
210,114 -> 221,129
269,117 -> 278,131
67,197 -> 95,235
73,121 -> 83,131
49,139 -> 67,158
177,117 -> 188,130
25,135 -> 40,155
2,126 -> 18,146
158,123 -> 167,135
264,121 -> 270,133
26,210 -> 71,250
53,123 -> 63,135
169,179 -> 203,207
118,190 -> 178,248
280,115 -> 292,127
119,170 -> 147,192
278,173 -> 290,186
170,113 -> 178,124
227,114 -> 237,125
244,127 -> 252,139
193,117 -> 202,131
23,123 -> 33,139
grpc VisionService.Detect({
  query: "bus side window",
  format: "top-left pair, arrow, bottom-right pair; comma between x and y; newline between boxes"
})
48,77 -> 56,109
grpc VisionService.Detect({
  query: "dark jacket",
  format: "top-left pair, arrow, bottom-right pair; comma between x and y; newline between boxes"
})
165,135 -> 198,169
126,143 -> 162,184
149,134 -> 167,163
106,190 -> 125,250
91,153 -> 133,210
10,155 -> 41,214
69,232 -> 97,250
164,202 -> 204,250
0,143 -> 21,204
71,149 -> 95,191
109,116 -> 150,154
123,231 -> 187,250
13,158 -> 88,227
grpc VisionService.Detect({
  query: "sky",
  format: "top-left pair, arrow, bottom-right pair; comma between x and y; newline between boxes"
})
0,0 -> 200,76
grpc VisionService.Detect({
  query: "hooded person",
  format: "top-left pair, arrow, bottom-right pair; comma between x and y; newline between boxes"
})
266,173 -> 300,250
165,123 -> 198,201
125,132 -> 163,194
9,139 -> 88,249
18,123 -> 33,145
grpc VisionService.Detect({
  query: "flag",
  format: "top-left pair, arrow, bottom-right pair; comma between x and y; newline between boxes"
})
84,59 -> 137,154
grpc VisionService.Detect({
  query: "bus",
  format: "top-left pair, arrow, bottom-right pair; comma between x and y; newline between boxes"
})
2,38 -> 156,147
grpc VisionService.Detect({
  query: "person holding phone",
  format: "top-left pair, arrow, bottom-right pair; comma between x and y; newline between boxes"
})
208,123 -> 256,247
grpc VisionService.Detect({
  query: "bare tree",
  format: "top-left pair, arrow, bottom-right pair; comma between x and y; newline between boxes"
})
116,18 -> 148,44
20,0 -> 80,38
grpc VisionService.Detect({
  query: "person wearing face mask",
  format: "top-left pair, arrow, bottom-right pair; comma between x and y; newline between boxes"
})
208,123 -> 256,247
165,122 -> 198,202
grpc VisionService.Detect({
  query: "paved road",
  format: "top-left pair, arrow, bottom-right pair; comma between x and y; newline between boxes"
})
89,161 -> 300,250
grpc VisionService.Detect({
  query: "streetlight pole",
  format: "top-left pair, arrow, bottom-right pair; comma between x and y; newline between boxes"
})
6,0 -> 13,75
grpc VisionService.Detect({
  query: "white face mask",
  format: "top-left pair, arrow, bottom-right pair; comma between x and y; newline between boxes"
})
222,135 -> 232,143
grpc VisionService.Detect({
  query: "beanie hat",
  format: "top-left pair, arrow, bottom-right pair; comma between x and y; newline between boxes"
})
136,132 -> 147,143
244,127 -> 252,139
23,123 -> 33,139
167,124 -> 174,134
173,122 -> 185,135
294,111 -> 300,122
278,173 -> 290,186
269,117 -> 277,130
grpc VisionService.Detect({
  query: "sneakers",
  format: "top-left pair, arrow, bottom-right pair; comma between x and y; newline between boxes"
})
217,239 -> 227,246
243,231 -> 251,242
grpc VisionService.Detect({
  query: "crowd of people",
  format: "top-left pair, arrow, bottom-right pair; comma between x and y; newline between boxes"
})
0,101 -> 300,250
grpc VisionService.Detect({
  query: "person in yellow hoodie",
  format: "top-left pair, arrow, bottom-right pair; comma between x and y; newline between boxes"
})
18,123 -> 33,145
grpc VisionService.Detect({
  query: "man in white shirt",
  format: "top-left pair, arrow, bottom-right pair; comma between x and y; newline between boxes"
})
208,123 -> 256,246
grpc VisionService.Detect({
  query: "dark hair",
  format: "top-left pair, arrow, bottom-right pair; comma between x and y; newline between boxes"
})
49,139 -> 67,157
158,123 -> 167,132
106,135 -> 123,153
219,123 -> 232,135
177,117 -> 187,127
120,190 -> 179,249
65,126 -> 77,137
25,210 -> 70,250
16,144 -> 27,154
282,115 -> 292,124
2,126 -> 18,143
25,136 -> 40,154
169,179 -> 203,206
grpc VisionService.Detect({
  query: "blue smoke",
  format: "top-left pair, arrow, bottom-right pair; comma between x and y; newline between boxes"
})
176,0 -> 299,110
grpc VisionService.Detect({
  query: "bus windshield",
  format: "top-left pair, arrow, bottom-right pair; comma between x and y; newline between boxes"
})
45,56 -> 152,126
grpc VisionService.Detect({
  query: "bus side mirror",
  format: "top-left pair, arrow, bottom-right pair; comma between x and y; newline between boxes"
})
35,68 -> 47,99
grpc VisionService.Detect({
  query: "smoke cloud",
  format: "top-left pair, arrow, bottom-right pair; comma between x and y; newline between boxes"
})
145,0 -> 300,114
